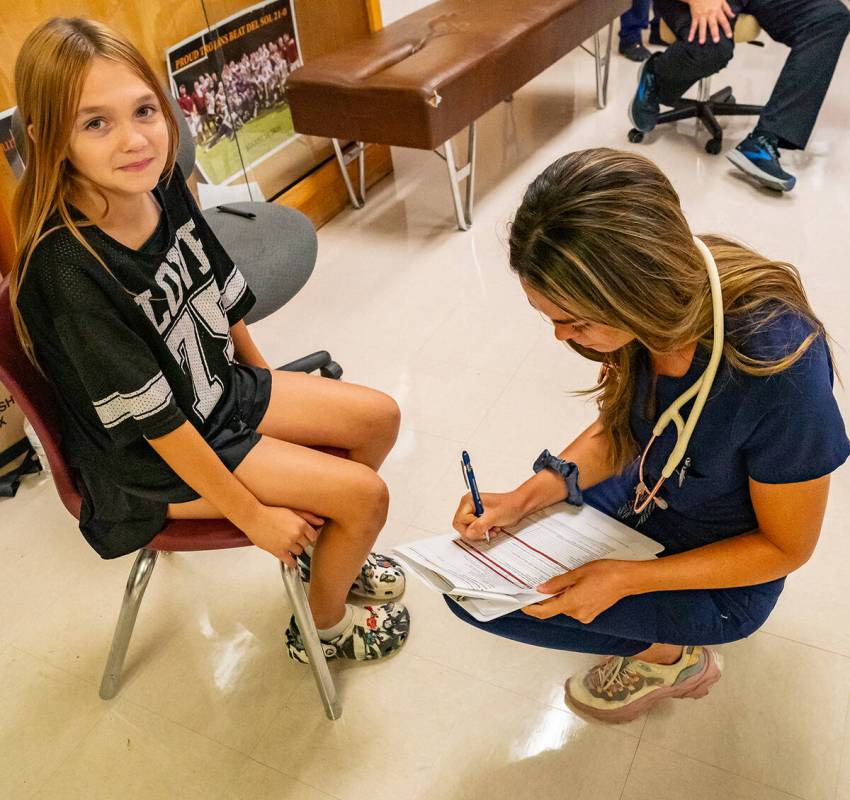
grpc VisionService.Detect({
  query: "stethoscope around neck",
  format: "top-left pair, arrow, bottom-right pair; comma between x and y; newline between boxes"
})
632,236 -> 725,514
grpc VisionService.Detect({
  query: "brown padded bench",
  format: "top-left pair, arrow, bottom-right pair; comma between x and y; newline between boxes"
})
287,0 -> 627,230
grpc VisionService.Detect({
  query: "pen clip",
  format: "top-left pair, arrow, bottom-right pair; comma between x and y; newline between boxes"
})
461,458 -> 470,490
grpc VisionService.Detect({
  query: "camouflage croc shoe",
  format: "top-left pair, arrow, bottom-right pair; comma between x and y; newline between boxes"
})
296,551 -> 406,599
285,602 -> 410,662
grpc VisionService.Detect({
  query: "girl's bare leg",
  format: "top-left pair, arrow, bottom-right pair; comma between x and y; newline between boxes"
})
256,370 -> 400,471
169,371 -> 402,629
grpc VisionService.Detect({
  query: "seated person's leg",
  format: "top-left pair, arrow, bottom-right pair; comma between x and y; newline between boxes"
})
726,0 -> 850,192
629,0 -> 738,133
649,2 -> 665,46
620,0 -> 653,61
168,371 -> 409,663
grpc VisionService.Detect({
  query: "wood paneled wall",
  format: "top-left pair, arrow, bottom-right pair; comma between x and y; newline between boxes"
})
0,0 -> 393,274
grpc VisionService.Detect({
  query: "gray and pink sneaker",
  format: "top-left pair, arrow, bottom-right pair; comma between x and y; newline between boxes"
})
565,645 -> 722,723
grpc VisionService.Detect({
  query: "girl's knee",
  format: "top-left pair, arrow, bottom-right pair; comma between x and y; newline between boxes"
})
374,391 -> 401,439
344,464 -> 390,525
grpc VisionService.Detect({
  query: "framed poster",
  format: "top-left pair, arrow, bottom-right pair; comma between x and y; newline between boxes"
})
0,107 -> 24,180
166,0 -> 304,187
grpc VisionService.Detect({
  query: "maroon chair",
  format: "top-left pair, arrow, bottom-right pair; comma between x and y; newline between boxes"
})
0,277 -> 342,719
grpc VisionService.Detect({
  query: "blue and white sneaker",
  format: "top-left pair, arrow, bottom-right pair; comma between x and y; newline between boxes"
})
628,55 -> 660,133
726,133 -> 796,192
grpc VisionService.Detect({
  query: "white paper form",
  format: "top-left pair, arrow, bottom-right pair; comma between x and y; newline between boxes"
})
394,502 -> 662,607
398,536 -> 528,597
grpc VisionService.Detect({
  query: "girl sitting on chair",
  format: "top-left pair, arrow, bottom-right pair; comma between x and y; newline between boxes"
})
450,148 -> 848,722
10,17 -> 409,663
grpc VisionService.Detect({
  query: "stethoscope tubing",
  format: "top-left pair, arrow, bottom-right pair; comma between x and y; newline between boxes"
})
633,236 -> 725,514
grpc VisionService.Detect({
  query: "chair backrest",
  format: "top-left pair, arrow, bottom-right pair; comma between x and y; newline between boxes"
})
0,277 -> 83,518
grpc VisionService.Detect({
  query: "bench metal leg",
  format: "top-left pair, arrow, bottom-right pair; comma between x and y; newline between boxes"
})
593,21 -> 614,109
99,548 -> 158,700
437,121 -> 476,231
331,138 -> 366,209
280,562 -> 342,721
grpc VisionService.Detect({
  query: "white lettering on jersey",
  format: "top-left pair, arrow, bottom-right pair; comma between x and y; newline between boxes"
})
166,310 -> 223,418
134,289 -> 171,334
164,276 -> 230,419
133,226 -> 208,333
166,243 -> 193,290
132,222 -> 238,421
155,262 -> 184,316
175,220 -> 212,274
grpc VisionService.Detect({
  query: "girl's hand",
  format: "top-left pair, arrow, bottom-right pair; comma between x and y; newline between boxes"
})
292,509 -> 326,528
522,560 -> 635,624
242,505 -> 321,567
452,490 -> 526,542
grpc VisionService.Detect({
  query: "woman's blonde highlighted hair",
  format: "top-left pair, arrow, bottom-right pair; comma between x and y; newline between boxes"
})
9,17 -> 179,364
509,148 -> 827,473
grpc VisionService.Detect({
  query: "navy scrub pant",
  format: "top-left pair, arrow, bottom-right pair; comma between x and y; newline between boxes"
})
444,483 -> 784,658
651,0 -> 850,149
620,0 -> 652,46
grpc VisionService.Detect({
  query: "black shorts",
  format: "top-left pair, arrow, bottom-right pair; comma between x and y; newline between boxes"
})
78,364 -> 273,559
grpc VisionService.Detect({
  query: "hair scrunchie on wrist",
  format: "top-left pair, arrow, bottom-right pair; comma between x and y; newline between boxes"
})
532,450 -> 583,506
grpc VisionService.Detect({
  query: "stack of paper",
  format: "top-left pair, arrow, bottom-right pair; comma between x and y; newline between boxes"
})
393,503 -> 662,622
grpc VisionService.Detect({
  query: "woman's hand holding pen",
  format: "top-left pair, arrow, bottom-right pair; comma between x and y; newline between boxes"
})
522,560 -> 634,624
240,505 -> 324,567
452,491 -> 526,542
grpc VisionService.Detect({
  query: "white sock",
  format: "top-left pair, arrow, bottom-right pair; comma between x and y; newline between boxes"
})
316,604 -> 354,641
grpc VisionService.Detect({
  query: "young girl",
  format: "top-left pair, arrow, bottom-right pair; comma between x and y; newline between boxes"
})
11,17 -> 409,663
451,148 -> 849,722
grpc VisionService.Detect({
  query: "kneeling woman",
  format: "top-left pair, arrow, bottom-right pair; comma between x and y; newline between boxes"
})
451,149 -> 848,722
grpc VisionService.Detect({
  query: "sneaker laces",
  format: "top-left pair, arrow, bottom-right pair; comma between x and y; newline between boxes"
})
588,656 -> 642,693
753,134 -> 780,161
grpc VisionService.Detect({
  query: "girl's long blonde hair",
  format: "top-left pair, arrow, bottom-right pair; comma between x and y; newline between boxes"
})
509,148 -> 827,473
10,17 -> 178,364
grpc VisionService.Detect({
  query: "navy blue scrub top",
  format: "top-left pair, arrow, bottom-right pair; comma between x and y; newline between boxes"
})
586,310 -> 850,558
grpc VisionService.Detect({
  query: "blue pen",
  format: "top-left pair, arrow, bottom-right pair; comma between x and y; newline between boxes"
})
461,450 -> 488,543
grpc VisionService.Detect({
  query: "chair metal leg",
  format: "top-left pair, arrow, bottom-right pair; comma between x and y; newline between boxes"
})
593,21 -> 614,109
331,138 -> 366,209
465,122 -> 477,222
99,548 -> 158,700
437,121 -> 476,231
280,562 -> 342,721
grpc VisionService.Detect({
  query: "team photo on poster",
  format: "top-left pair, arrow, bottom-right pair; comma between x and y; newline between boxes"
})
166,0 -> 302,186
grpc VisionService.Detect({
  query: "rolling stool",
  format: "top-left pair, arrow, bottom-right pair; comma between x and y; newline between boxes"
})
628,14 -> 764,154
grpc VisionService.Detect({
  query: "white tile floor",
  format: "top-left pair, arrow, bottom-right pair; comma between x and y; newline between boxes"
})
3,25 -> 850,800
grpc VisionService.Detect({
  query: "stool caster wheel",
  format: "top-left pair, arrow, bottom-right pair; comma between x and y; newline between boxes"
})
705,138 -> 722,155
628,128 -> 645,143
320,361 -> 343,380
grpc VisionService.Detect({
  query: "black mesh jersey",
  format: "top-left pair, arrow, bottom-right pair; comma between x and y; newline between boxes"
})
17,167 -> 257,549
